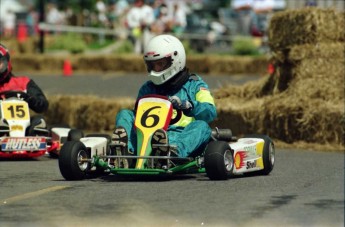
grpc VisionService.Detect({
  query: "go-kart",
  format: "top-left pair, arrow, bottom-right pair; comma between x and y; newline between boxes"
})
58,95 -> 275,180
0,91 -> 75,159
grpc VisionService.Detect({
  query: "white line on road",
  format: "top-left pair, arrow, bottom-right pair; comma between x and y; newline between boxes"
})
1,185 -> 70,205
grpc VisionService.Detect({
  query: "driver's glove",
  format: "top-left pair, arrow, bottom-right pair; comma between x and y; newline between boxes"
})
168,96 -> 193,114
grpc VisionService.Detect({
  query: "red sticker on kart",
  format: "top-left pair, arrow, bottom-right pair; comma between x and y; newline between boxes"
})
234,151 -> 246,169
1,137 -> 47,151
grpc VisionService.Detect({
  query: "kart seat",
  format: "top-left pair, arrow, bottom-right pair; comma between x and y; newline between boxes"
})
26,115 -> 49,137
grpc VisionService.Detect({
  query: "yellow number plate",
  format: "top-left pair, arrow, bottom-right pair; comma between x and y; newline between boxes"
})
1,102 -> 30,121
134,96 -> 172,168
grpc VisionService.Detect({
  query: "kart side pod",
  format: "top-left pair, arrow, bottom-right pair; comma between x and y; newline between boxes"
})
204,135 -> 275,180
79,137 -> 108,157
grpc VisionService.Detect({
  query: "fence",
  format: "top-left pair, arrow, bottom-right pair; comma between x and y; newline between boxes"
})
285,0 -> 344,10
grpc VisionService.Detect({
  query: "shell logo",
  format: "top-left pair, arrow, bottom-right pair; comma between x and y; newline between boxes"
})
235,151 -> 246,169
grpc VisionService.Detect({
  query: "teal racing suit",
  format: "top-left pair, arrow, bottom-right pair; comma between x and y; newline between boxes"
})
115,73 -> 217,157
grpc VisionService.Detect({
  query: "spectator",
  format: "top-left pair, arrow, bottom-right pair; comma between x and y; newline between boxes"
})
64,7 -> 77,26
250,0 -> 274,37
126,0 -> 155,54
231,0 -> 254,36
169,3 -> 187,35
115,0 -> 130,17
46,3 -> 63,26
26,6 -> 38,36
95,0 -> 109,27
108,2 -> 118,29
207,20 -> 228,45
152,0 -> 165,18
305,0 -> 317,7
3,9 -> 16,38
150,4 -> 170,35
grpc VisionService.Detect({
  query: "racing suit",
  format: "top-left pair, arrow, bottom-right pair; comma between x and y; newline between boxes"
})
0,73 -> 49,113
115,70 -> 217,157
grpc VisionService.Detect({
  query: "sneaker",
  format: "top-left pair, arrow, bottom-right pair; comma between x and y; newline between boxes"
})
111,126 -> 128,147
110,126 -> 131,168
151,129 -> 169,156
168,146 -> 179,157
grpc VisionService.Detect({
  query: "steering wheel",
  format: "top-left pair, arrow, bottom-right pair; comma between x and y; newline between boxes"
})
170,107 -> 182,125
0,90 -> 29,100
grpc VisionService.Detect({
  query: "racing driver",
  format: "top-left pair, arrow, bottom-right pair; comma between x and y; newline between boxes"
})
112,34 -> 217,158
0,43 -> 48,113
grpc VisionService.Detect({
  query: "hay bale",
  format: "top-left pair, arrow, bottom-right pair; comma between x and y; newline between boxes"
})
186,55 -> 209,73
288,42 -> 345,60
45,95 -> 134,131
272,42 -> 345,62
74,54 -> 145,72
115,54 -> 146,72
211,98 -> 266,136
271,56 -> 345,96
37,55 -> 65,72
213,75 -> 275,99
212,50 -> 344,146
207,56 -> 268,75
11,55 -> 41,71
261,95 -> 344,144
11,54 -> 66,73
9,53 -> 269,75
268,8 -> 345,51
74,56 -> 104,71
213,95 -> 344,145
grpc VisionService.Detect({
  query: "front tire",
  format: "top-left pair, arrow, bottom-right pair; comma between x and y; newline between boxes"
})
204,141 -> 234,180
59,141 -> 89,180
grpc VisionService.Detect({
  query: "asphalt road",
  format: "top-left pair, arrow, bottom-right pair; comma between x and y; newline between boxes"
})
27,73 -> 261,98
0,149 -> 344,226
1,73 -> 344,226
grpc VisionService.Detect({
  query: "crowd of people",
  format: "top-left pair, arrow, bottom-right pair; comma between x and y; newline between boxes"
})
0,0 -> 327,54
0,0 -> 191,54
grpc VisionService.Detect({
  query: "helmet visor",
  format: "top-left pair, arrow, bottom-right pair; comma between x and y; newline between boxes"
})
145,56 -> 172,73
0,56 -> 8,74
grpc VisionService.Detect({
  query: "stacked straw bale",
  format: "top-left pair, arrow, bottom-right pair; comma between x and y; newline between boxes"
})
45,95 -> 134,132
213,7 -> 344,146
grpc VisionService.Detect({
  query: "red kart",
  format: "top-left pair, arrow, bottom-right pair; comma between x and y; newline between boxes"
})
0,91 -> 74,159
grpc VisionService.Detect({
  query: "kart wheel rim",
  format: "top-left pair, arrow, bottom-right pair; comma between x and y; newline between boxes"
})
77,150 -> 88,171
224,149 -> 233,172
269,143 -> 275,166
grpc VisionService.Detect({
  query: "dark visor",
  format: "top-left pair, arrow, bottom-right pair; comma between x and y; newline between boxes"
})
145,56 -> 172,72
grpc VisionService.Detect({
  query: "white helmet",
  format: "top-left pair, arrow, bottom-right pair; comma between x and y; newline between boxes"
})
144,34 -> 186,85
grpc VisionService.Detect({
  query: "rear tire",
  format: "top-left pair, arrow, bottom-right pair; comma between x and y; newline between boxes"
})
59,141 -> 89,180
204,141 -> 233,180
67,129 -> 84,141
243,134 -> 275,175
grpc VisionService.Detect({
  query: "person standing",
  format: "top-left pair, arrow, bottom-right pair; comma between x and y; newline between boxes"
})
231,0 -> 254,36
126,0 -> 155,54
3,9 -> 16,38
